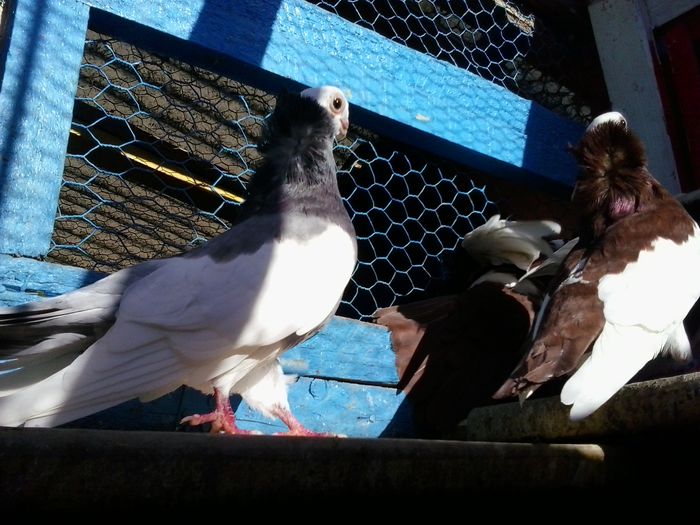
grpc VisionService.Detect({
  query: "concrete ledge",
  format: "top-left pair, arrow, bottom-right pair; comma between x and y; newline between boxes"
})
460,372 -> 700,443
0,427 -> 607,507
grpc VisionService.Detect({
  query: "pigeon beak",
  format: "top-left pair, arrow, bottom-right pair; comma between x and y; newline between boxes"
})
337,118 -> 349,140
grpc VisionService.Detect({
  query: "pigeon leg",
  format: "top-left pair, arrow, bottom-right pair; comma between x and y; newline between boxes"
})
271,406 -> 339,437
180,388 -> 258,435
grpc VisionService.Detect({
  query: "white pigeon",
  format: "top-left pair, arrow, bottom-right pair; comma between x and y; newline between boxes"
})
0,85 -> 357,435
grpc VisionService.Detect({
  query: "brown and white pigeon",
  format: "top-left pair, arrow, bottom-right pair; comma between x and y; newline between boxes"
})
493,111 -> 700,421
373,216 -> 564,435
0,86 -> 356,434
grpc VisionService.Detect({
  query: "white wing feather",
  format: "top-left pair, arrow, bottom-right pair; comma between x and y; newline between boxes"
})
599,231 -> 700,333
461,214 -> 561,271
117,224 -> 355,354
560,323 -> 667,421
560,225 -> 700,420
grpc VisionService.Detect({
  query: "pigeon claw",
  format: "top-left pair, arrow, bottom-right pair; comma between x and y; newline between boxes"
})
180,387 -> 259,435
179,412 -> 259,435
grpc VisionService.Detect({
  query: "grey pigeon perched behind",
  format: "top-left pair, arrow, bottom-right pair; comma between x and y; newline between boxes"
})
0,85 -> 357,435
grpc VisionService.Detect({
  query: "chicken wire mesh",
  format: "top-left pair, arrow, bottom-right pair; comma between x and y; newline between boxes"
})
309,0 -> 608,122
50,1 -> 599,320
49,29 -> 506,321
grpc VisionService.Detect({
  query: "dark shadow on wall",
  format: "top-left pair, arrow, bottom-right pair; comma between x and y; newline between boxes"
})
89,0 -> 290,96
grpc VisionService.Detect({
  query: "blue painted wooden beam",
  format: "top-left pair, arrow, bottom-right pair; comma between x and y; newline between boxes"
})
283,317 -> 397,385
65,379 -> 413,438
181,379 -> 412,437
0,0 -> 90,257
80,0 -> 584,192
0,254 -> 103,306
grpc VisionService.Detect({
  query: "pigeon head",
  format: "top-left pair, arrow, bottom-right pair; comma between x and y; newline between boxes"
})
570,111 -> 656,238
585,111 -> 626,132
301,85 -> 350,139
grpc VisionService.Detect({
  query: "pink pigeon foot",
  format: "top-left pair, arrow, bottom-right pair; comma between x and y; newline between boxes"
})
180,388 -> 259,435
271,406 -> 342,437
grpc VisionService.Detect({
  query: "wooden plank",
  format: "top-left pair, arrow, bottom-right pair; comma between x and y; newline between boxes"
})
0,254 -> 103,306
80,0 -> 583,192
589,0 -> 681,192
180,378 -> 411,437
248,376 -> 410,436
281,317 -> 397,385
459,371 -> 700,442
0,0 -> 90,257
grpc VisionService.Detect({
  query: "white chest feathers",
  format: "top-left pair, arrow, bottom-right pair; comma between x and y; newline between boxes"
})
251,221 -> 357,337
113,218 -> 357,355
597,227 -> 700,333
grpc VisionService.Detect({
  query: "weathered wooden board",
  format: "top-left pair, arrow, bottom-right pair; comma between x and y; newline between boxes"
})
0,253 -> 104,305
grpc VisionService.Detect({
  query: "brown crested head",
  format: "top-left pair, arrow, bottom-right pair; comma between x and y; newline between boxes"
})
569,112 -> 661,239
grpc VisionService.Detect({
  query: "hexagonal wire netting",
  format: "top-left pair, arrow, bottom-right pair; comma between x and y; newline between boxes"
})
50,30 -> 498,320
50,2 -> 606,320
309,0 -> 606,123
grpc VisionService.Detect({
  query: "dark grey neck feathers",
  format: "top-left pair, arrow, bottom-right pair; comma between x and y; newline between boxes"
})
187,92 -> 355,262
238,92 -> 347,221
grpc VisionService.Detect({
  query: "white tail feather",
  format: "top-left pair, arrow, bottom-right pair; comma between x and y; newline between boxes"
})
0,339 -> 178,427
560,323 -> 666,421
461,214 -> 562,271
0,352 -> 81,397
661,323 -> 692,363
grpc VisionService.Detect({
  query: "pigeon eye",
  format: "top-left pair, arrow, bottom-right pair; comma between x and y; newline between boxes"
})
332,97 -> 343,111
